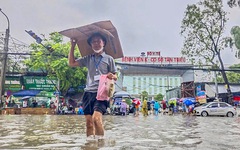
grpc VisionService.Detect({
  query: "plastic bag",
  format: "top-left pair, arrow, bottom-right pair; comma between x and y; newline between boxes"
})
96,75 -> 115,101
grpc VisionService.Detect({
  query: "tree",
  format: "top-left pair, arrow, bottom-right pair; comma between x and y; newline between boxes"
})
228,0 -> 240,7
154,93 -> 164,101
216,64 -> 240,83
181,0 -> 233,103
24,32 -> 87,96
231,26 -> 240,58
141,91 -> 148,101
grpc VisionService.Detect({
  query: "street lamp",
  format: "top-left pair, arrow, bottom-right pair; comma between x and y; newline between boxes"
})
0,8 -> 10,107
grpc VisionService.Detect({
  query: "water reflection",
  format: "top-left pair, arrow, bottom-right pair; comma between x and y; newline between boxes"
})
0,114 -> 239,149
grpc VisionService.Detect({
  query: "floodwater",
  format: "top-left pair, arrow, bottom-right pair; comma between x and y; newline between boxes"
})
0,114 -> 240,150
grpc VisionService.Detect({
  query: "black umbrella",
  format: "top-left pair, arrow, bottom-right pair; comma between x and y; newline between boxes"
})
113,91 -> 131,97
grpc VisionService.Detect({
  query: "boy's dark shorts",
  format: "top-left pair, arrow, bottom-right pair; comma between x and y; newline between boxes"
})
82,92 -> 108,115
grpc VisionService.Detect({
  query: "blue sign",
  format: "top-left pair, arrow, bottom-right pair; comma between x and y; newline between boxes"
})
54,91 -> 61,95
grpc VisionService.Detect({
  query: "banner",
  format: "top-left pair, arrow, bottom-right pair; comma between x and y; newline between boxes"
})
120,56 -> 186,64
196,90 -> 207,104
23,76 -> 57,91
5,76 -> 22,92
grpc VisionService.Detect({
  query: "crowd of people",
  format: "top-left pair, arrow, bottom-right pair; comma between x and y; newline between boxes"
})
126,98 -> 196,117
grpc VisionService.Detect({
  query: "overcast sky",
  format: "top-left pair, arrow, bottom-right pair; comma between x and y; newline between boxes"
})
1,0 -> 240,65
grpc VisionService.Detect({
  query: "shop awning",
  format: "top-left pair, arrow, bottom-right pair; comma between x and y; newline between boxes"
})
12,90 -> 41,97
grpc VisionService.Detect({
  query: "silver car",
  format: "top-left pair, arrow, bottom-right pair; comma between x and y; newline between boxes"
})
194,101 -> 236,117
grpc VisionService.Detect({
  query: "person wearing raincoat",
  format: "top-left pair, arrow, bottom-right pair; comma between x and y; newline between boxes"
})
153,100 -> 160,116
120,99 -> 127,116
142,99 -> 148,116
161,100 -> 167,114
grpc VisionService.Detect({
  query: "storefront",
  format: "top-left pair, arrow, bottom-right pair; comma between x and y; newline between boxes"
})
1,76 -> 58,115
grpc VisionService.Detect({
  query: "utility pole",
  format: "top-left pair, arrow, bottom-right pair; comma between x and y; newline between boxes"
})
56,78 -> 60,114
0,9 -> 10,107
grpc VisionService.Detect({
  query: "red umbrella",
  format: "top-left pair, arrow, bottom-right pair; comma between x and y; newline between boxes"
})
133,98 -> 141,105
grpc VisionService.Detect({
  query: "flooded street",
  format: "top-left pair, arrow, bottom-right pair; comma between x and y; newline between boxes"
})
0,114 -> 240,150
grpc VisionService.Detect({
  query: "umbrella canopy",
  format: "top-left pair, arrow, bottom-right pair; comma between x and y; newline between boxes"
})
12,90 -> 41,97
196,91 -> 205,96
183,99 -> 193,106
182,97 -> 196,106
132,98 -> 141,105
113,91 -> 131,97
21,96 -> 32,100
59,20 -> 124,59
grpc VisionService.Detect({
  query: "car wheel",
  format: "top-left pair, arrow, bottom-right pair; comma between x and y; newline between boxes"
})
227,112 -> 234,117
201,111 -> 208,117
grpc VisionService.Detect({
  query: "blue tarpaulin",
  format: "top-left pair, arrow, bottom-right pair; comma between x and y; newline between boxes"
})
12,90 -> 41,97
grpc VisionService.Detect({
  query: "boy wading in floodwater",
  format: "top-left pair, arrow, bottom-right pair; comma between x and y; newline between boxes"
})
68,32 -> 117,138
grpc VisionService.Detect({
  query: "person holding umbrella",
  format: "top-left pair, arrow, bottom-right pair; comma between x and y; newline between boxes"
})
68,32 -> 117,138
132,98 -> 141,116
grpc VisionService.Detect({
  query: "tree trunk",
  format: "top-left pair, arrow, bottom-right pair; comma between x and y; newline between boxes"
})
216,52 -> 233,104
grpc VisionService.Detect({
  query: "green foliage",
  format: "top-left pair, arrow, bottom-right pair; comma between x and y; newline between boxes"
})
141,91 -> 148,100
216,64 -> 240,83
231,26 -> 240,58
24,32 -> 87,95
154,93 -> 164,101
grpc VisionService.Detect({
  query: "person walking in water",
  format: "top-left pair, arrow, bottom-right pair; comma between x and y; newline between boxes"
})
153,100 -> 160,116
120,99 -> 127,116
135,103 -> 139,116
68,32 -> 117,138
142,99 -> 148,116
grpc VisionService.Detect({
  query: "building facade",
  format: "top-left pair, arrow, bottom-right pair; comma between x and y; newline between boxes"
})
115,51 -> 194,100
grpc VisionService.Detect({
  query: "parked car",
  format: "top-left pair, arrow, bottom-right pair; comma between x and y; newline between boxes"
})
194,101 -> 236,117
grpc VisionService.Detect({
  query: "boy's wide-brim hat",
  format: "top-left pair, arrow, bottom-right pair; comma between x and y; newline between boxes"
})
59,20 -> 124,59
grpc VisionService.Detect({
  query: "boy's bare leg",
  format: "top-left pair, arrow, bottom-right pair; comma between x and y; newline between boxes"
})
85,115 -> 94,137
92,111 -> 104,136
